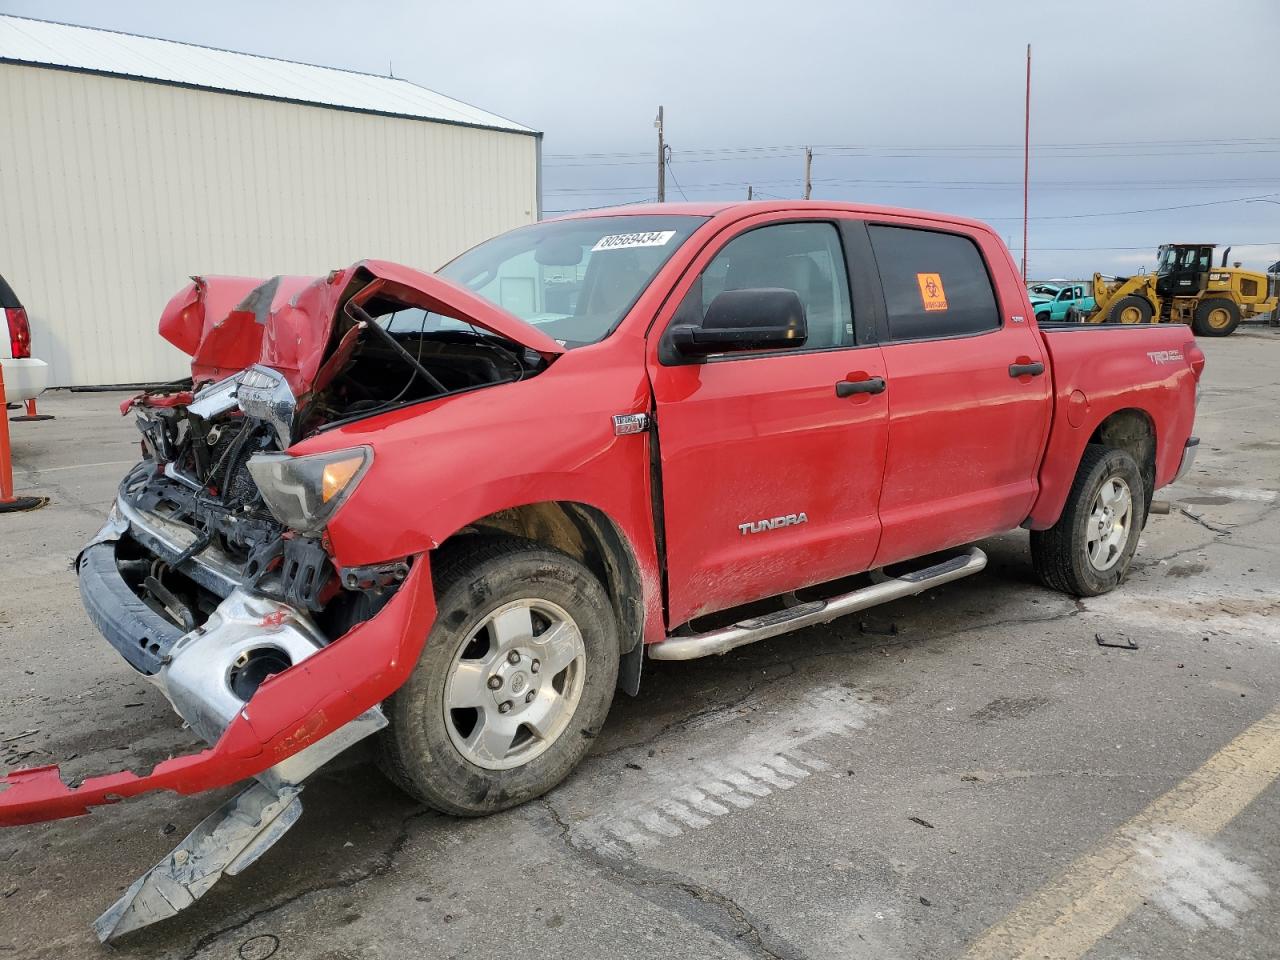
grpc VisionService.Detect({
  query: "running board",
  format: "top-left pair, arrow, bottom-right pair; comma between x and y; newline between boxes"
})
648,547 -> 987,661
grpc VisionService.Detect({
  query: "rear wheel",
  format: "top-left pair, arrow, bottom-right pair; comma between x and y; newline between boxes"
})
379,537 -> 619,816
1192,297 -> 1240,337
1104,295 -> 1153,325
1030,444 -> 1145,596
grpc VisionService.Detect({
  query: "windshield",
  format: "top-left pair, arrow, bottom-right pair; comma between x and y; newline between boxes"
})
433,215 -> 707,348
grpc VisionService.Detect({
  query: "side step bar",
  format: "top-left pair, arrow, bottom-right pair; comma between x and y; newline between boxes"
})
648,547 -> 987,661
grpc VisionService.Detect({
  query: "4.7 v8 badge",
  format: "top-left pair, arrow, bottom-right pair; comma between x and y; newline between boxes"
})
739,512 -> 808,535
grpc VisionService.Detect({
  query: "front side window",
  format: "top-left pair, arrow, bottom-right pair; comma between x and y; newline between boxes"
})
694,222 -> 854,350
435,215 -> 706,348
868,225 -> 1000,341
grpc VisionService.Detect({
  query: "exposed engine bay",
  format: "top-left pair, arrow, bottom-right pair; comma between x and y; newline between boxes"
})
117,272 -> 552,660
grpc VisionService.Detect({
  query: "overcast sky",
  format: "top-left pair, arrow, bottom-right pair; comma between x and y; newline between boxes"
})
3,0 -> 1279,278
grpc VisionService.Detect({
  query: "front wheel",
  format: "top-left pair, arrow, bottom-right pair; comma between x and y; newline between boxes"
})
379,537 -> 619,816
1030,445 -> 1146,596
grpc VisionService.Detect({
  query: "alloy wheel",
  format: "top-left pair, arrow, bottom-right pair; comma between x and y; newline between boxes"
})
1086,477 -> 1133,571
443,598 -> 587,770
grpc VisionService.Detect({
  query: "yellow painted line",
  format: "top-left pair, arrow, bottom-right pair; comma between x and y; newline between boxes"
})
963,705 -> 1280,960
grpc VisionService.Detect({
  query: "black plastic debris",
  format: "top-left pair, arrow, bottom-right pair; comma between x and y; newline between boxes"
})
1095,632 -> 1138,651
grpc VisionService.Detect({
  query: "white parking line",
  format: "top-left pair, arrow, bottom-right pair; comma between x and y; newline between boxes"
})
19,459 -> 135,475
1135,829 -> 1268,931
570,685 -> 881,858
1208,487 -> 1278,503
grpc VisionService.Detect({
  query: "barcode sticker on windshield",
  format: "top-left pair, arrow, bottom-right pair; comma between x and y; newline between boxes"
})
591,230 -> 676,252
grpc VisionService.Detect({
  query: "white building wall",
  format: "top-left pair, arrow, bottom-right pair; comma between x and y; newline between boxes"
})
0,64 -> 539,386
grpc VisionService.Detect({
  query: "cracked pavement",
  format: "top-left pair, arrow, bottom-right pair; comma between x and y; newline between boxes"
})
2,328 -> 1279,959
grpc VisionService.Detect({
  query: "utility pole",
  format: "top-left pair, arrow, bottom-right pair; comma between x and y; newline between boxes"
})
655,105 -> 665,203
803,147 -> 812,200
747,185 -> 753,200
1022,44 -> 1031,281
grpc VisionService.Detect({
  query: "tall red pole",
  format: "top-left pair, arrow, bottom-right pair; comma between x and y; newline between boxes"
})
0,366 -> 49,512
1022,43 -> 1031,281
0,366 -> 14,504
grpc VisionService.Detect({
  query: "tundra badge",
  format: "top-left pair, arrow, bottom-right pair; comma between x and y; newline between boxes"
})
739,513 -> 808,535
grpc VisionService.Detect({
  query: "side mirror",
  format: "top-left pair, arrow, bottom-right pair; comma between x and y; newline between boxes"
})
670,288 -> 807,358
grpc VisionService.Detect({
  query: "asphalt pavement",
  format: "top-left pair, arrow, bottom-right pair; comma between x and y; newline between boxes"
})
1,327 -> 1278,960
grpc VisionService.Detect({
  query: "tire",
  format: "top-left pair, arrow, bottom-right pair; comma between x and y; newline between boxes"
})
378,537 -> 619,816
1035,311 -> 1050,323
1030,444 -> 1146,597
1191,297 -> 1240,337
1104,295 -> 1153,325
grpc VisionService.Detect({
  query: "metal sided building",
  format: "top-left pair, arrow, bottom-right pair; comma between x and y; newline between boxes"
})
0,15 -> 541,387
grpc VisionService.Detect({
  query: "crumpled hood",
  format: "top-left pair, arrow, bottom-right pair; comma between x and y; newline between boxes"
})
159,259 -> 564,395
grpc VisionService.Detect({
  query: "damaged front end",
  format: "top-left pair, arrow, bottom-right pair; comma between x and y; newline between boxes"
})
0,261 -> 561,940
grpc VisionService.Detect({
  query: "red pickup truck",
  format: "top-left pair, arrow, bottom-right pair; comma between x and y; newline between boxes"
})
0,202 -> 1202,938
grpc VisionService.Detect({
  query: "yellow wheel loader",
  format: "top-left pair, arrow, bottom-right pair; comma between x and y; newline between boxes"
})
1079,244 -> 1278,337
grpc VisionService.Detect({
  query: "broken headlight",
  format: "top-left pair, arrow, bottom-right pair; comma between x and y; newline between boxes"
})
246,446 -> 372,535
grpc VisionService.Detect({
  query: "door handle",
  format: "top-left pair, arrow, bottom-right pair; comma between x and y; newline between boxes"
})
1008,361 -> 1045,378
836,376 -> 886,397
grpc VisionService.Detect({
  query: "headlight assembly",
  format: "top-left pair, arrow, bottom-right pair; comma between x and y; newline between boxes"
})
246,446 -> 372,535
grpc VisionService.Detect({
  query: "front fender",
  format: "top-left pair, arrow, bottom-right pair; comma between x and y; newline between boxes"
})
293,342 -> 666,641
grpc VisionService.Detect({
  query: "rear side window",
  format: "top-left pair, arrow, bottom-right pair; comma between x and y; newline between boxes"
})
868,226 -> 999,341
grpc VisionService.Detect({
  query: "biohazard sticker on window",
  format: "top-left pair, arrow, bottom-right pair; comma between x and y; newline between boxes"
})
916,273 -> 948,311
591,231 -> 676,252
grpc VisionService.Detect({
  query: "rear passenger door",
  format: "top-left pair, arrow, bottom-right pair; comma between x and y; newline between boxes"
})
864,221 -> 1052,567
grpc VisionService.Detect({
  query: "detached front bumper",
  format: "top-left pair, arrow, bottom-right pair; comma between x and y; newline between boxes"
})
0,494 -> 438,828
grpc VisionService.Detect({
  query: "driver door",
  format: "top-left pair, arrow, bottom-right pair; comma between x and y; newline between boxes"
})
647,215 -> 889,626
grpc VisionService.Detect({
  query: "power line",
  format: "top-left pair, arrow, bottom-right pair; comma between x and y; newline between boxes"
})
545,137 -> 1280,158
544,176 -> 1280,195
545,147 -> 1280,169
1030,242 -> 1280,251
985,192 -> 1280,222
544,137 -> 1280,164
665,159 -> 688,201
542,191 -> 1280,224
542,197 -> 656,214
